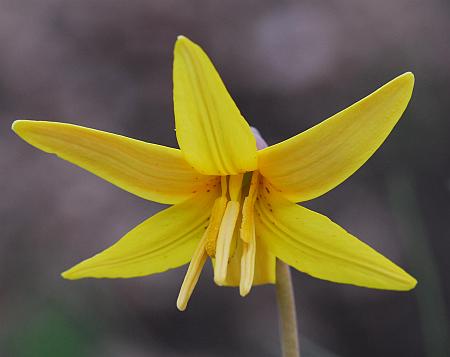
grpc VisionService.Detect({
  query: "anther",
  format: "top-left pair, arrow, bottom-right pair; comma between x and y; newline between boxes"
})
205,196 -> 228,257
240,172 -> 259,243
177,231 -> 208,311
240,233 -> 256,296
214,200 -> 240,285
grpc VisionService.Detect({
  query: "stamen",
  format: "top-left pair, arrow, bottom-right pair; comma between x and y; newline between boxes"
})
240,172 -> 259,243
177,232 -> 208,311
228,174 -> 244,201
221,176 -> 228,197
240,233 -> 256,296
214,200 -> 240,285
237,171 -> 260,295
205,196 -> 228,257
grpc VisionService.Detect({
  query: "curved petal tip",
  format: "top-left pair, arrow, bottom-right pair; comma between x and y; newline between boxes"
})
11,119 -> 30,134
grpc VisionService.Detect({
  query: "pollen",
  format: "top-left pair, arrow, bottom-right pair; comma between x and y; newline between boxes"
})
205,196 -> 228,256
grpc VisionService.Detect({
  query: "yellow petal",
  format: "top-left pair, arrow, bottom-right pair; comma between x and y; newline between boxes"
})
173,36 -> 257,175
253,238 -> 276,285
255,182 -> 417,291
62,188 -> 219,279
12,120 -> 213,204
258,73 -> 415,202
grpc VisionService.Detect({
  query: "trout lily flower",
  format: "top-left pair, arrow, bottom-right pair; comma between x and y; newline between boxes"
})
13,36 -> 416,311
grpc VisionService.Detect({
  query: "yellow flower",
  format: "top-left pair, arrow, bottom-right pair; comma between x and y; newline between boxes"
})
12,36 -> 416,311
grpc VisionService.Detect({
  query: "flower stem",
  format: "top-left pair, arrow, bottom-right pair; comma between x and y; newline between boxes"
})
250,128 -> 300,356
276,259 -> 300,357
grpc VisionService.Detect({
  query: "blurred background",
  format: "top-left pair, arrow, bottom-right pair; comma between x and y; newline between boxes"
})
1,0 -> 449,356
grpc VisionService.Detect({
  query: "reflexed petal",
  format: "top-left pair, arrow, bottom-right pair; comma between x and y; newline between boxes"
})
255,182 -> 416,290
173,36 -> 257,175
258,73 -> 415,202
62,188 -> 219,279
13,120 -> 213,204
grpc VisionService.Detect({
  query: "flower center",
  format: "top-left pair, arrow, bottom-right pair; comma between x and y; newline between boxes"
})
176,171 -> 260,310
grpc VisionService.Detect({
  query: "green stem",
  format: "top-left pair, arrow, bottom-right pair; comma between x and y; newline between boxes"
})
276,259 -> 300,357
252,128 -> 300,356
